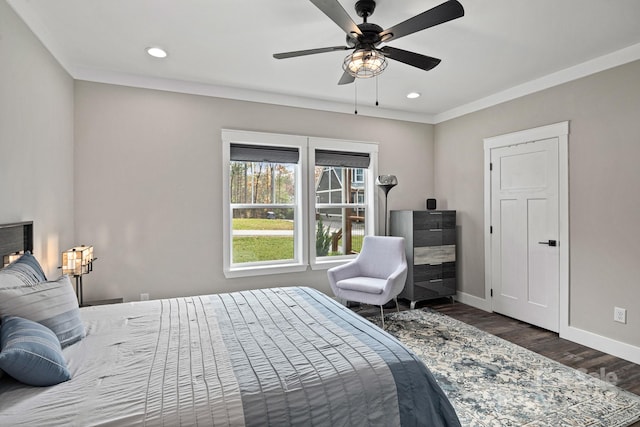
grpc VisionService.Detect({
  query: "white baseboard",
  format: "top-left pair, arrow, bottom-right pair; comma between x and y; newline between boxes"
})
561,326 -> 640,366
455,292 -> 640,366
455,291 -> 492,312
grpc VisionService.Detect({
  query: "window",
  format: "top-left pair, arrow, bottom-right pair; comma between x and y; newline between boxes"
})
229,144 -> 299,264
222,130 -> 377,277
352,168 -> 365,184
312,149 -> 370,261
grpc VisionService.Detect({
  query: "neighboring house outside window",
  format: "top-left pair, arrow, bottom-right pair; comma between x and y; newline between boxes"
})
352,168 -> 365,184
222,130 -> 378,278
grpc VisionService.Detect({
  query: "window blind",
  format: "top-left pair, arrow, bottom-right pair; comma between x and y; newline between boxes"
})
315,149 -> 370,168
230,144 -> 299,163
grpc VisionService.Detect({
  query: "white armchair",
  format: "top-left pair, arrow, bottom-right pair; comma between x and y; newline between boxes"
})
327,236 -> 408,328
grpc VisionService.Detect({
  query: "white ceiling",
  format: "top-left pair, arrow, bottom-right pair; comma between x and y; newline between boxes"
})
8,0 -> 640,123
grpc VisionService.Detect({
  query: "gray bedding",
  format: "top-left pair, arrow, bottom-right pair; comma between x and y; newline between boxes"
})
0,286 -> 460,426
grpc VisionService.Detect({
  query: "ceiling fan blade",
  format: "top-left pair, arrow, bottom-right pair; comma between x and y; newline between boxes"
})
379,0 -> 464,43
273,46 -> 351,59
380,46 -> 441,71
309,0 -> 362,37
338,70 -> 355,85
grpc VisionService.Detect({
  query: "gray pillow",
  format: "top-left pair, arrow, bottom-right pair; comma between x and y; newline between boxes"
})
0,275 -> 85,347
0,316 -> 71,386
0,252 -> 47,288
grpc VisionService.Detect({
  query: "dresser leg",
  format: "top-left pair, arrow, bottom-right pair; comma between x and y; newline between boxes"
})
410,300 -> 417,310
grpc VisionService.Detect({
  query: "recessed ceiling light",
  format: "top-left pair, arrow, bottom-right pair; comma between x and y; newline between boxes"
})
146,47 -> 167,58
406,92 -> 421,99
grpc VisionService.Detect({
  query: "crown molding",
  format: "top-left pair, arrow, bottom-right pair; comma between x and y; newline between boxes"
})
433,42 -> 640,124
71,66 -> 435,124
60,41 -> 640,126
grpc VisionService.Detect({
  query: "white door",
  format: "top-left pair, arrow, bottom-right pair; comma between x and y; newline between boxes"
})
490,138 -> 560,332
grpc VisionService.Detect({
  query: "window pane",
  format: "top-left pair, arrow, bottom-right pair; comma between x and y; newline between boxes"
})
232,208 -> 294,264
353,169 -> 364,183
314,166 -> 366,204
230,161 -> 295,204
315,208 -> 365,257
230,160 -> 297,264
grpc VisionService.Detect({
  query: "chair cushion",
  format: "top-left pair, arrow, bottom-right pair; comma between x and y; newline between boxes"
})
336,276 -> 386,294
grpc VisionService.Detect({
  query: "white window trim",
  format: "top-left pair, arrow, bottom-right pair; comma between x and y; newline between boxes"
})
222,129 -> 308,278
222,130 -> 378,278
308,137 -> 378,271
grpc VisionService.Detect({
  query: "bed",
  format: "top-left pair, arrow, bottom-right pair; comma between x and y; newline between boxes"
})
0,222 -> 460,426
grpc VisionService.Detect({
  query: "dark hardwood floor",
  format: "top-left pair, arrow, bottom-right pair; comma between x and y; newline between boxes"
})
353,298 -> 640,397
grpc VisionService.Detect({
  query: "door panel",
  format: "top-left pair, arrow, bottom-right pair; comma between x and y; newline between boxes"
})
498,198 -> 522,301
500,150 -> 547,190
528,198 -> 551,307
491,138 -> 559,332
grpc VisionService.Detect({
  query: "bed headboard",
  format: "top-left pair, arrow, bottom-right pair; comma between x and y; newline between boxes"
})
0,221 -> 34,261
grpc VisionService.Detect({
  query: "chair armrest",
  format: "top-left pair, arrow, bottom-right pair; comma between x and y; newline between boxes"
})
387,261 -> 407,282
327,261 -> 361,284
378,261 -> 408,302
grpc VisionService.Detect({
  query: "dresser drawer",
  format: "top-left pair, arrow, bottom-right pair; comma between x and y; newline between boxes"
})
414,278 -> 456,298
414,228 -> 456,246
413,262 -> 455,282
409,283 -> 440,300
413,211 -> 456,230
414,245 -> 456,265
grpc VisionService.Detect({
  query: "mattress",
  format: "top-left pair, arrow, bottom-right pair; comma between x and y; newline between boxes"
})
0,287 -> 459,426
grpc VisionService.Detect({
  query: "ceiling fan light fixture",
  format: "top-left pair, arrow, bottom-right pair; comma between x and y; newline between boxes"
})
343,49 -> 387,78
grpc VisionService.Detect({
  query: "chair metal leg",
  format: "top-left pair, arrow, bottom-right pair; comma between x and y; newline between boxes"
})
394,297 -> 400,312
380,305 -> 385,329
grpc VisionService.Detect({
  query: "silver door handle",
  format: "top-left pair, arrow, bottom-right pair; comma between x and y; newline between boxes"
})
538,240 -> 557,247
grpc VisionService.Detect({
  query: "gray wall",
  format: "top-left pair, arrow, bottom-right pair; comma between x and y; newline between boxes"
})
73,81 -> 434,302
434,59 -> 640,346
0,1 -> 75,275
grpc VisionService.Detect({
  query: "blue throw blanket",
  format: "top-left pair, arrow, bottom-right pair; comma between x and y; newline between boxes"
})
210,287 -> 460,426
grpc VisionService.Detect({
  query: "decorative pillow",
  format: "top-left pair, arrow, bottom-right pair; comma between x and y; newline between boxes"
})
0,275 -> 85,347
0,251 -> 47,288
0,316 -> 71,386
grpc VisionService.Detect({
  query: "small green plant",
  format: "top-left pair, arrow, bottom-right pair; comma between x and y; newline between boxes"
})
315,216 -> 332,256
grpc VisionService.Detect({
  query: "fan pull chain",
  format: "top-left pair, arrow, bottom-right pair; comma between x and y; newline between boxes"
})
376,75 -> 379,106
354,79 -> 358,115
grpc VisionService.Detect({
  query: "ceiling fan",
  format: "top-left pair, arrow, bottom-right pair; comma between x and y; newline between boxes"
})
273,0 -> 464,85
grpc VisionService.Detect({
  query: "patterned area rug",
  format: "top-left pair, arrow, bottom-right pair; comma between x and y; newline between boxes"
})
379,309 -> 640,427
